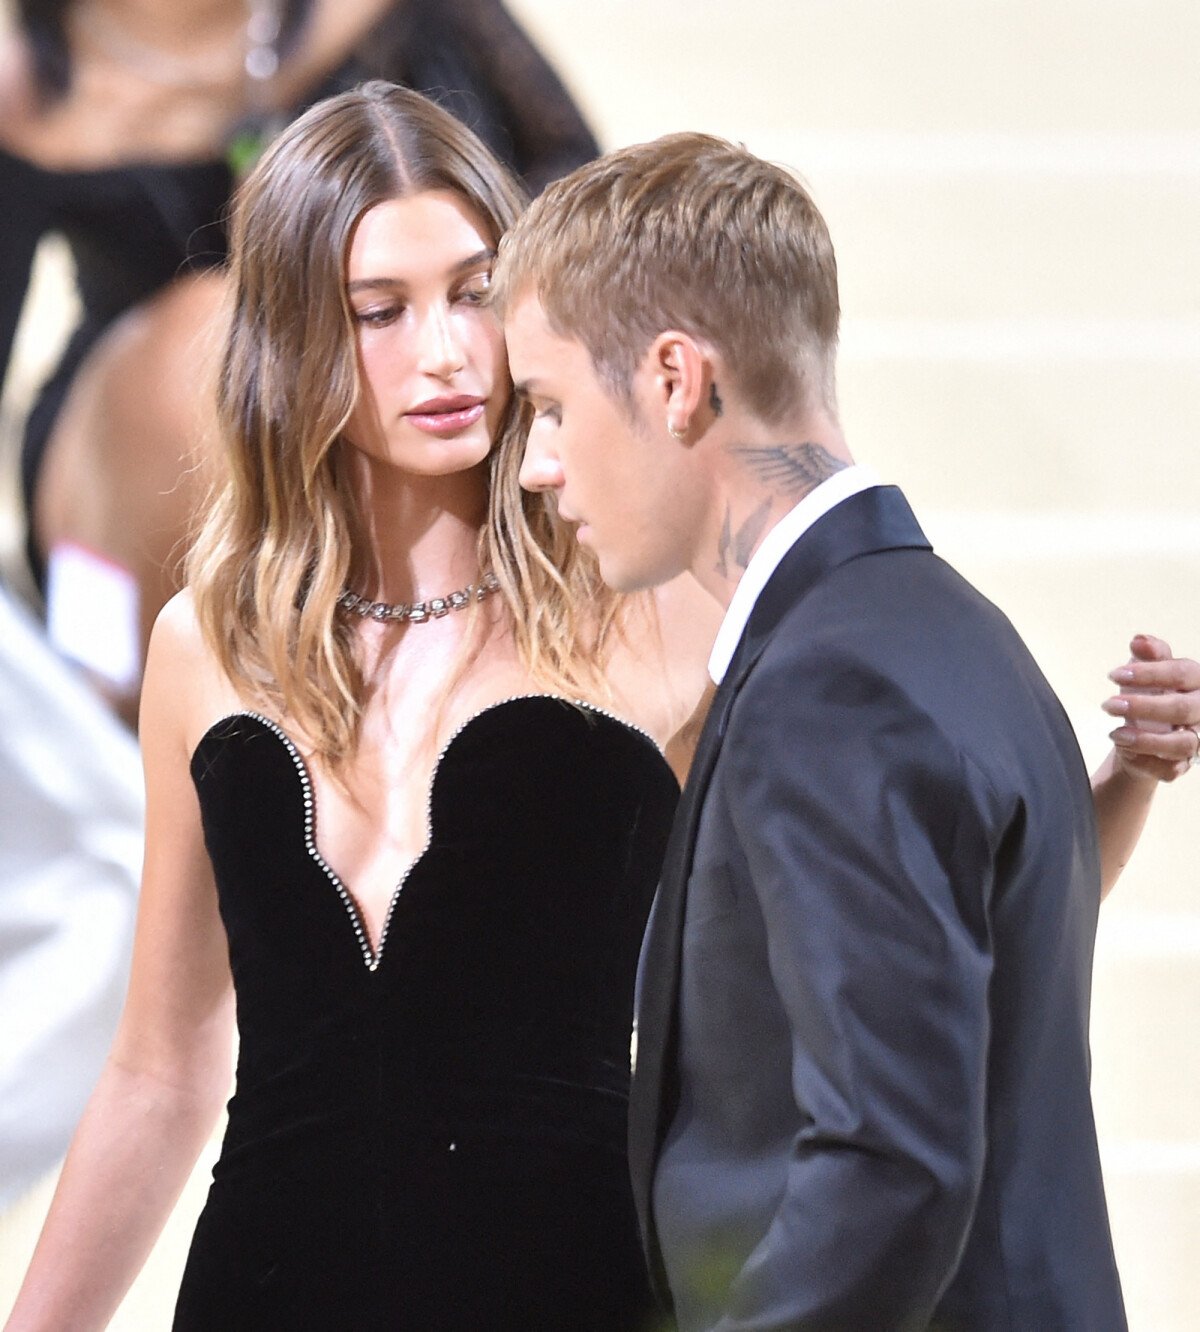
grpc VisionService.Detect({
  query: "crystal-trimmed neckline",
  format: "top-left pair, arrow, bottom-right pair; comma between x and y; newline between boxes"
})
193,695 -> 664,972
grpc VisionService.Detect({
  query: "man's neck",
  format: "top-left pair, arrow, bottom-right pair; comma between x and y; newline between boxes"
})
691,413 -> 852,610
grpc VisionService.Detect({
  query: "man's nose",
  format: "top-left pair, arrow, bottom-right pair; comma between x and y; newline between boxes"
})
519,438 -> 564,493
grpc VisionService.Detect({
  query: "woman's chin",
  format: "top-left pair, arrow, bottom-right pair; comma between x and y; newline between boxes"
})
352,430 -> 494,479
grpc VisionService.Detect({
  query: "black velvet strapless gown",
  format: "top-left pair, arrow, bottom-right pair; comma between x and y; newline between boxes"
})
174,696 -> 678,1331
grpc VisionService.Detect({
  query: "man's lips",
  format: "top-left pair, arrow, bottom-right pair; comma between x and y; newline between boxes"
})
558,509 -> 590,542
405,395 -> 486,434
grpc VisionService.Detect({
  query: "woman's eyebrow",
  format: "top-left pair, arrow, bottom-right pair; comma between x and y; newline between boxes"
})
347,277 -> 404,293
453,247 -> 496,273
347,249 -> 495,295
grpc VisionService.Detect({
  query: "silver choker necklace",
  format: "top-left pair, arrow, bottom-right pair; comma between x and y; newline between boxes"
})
337,572 -> 500,624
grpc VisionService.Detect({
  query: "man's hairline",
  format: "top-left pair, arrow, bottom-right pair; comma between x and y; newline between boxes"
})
498,269 -> 778,419
497,273 -> 632,396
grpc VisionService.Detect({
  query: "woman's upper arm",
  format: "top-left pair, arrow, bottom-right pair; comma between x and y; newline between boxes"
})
111,596 -> 234,1083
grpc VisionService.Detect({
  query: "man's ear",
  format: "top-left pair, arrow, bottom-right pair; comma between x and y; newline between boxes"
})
645,331 -> 710,441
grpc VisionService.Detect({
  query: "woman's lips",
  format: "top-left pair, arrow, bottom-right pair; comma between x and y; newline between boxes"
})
405,400 -> 486,435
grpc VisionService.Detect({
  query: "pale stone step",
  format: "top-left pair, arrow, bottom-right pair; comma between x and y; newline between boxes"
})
821,174 -> 1200,322
512,0 -> 1200,144
1100,1164 -> 1200,1331
839,357 -> 1200,513
1093,954 -> 1200,1143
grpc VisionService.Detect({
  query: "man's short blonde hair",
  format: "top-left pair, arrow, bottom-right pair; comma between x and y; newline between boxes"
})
493,132 -> 840,422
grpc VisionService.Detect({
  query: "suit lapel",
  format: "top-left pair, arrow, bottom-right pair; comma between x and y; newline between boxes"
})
628,485 -> 931,1293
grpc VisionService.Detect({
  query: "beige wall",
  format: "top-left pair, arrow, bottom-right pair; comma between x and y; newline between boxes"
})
2,1 -> 1197,1325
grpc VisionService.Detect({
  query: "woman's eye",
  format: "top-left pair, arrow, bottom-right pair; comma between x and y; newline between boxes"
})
457,273 -> 493,305
354,305 -> 403,327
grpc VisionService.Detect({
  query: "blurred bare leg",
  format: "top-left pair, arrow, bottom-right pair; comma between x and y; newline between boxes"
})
31,272 -> 228,729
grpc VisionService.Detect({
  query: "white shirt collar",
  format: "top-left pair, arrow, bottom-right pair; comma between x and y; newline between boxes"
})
707,464 -> 882,684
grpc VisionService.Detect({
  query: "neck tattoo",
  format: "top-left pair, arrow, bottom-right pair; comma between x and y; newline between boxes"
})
714,442 -> 847,579
715,497 -> 773,581
730,442 -> 847,498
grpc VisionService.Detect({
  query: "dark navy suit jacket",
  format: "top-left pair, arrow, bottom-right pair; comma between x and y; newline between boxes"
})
629,486 -> 1126,1330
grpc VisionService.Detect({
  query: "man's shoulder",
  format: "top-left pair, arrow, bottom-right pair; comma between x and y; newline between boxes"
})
763,540 -> 1019,668
727,546 -> 1066,776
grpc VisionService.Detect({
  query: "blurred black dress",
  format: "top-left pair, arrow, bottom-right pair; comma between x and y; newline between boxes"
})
175,697 -> 676,1330
0,0 -> 599,588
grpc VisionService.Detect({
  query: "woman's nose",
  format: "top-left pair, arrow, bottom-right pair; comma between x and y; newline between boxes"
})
417,305 -> 466,377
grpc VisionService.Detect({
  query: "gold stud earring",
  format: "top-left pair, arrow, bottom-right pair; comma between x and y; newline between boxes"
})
667,420 -> 687,440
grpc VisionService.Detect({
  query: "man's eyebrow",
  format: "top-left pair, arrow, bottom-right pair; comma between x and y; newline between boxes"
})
512,380 -> 542,400
347,249 -> 495,295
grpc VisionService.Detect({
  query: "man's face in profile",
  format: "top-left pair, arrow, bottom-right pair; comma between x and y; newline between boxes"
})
506,292 -> 705,592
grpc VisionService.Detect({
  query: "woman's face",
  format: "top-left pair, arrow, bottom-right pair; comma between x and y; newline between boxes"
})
341,190 -> 509,476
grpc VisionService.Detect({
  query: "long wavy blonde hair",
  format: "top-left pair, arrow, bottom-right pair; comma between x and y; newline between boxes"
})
188,82 -> 621,762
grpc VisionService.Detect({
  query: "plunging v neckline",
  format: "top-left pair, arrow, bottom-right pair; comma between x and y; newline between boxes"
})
196,697 -> 658,971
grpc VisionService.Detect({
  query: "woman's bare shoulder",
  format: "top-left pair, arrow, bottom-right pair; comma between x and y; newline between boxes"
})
150,588 -> 208,661
145,590 -> 245,752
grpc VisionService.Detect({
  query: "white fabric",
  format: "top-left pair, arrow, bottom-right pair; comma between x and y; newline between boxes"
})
707,465 -> 882,684
0,586 -> 142,1207
45,541 -> 141,690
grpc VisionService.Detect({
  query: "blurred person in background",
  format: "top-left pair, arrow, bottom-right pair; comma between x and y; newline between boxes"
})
0,0 -> 598,727
0,582 -> 140,1208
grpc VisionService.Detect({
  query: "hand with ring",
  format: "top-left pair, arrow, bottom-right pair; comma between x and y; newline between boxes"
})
1102,634 -> 1200,782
